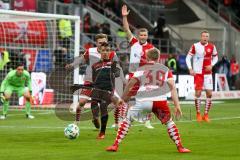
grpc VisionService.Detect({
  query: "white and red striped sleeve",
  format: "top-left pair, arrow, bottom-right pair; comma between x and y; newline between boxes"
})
109,51 -> 119,61
167,70 -> 173,80
212,45 -> 218,66
132,70 -> 143,85
186,44 -> 195,69
188,44 -> 196,56
129,37 -> 138,47
83,49 -> 89,61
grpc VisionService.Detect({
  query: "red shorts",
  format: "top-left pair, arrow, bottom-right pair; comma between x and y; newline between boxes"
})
152,101 -> 171,124
194,74 -> 213,90
80,81 -> 92,97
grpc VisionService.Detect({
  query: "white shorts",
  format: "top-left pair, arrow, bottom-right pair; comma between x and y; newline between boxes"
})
127,101 -> 152,122
204,74 -> 213,90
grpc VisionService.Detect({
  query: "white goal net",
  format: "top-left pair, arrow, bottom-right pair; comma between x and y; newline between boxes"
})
0,9 -> 80,109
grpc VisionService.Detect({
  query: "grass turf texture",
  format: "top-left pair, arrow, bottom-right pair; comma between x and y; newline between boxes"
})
0,101 -> 240,160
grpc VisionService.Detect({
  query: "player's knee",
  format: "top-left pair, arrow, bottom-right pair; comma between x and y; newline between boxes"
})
195,92 -> 202,97
206,91 -> 212,98
165,119 -> 175,126
79,99 -> 87,106
206,94 -> 212,98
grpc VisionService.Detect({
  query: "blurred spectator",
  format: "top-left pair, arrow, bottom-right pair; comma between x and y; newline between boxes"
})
86,0 -> 121,26
223,0 -> 233,6
165,54 -> 178,74
0,51 -> 10,70
152,14 -> 170,52
178,54 -> 188,74
58,18 -> 73,49
102,22 -> 111,41
81,0 -> 86,5
83,12 -> 91,33
102,22 -> 111,35
154,14 -> 166,38
215,55 -> 231,85
58,0 -> 72,3
230,56 -> 239,90
54,47 -> 72,66
90,22 -> 101,34
6,50 -> 26,70
117,28 -> 127,38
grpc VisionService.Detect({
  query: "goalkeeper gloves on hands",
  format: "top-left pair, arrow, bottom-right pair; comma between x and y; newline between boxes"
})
0,92 -> 5,103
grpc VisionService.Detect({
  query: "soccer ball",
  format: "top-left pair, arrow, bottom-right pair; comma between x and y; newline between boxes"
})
64,123 -> 79,139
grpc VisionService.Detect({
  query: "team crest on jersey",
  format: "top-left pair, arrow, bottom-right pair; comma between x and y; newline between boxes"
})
21,77 -> 26,81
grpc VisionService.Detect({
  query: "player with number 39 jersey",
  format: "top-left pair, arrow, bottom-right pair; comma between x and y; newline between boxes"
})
106,48 -> 191,153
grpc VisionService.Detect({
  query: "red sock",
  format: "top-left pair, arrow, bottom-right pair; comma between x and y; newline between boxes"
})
204,98 -> 212,114
75,107 -> 81,122
195,98 -> 201,113
114,106 -> 120,125
113,119 -> 131,146
166,121 -> 182,148
119,102 -> 128,122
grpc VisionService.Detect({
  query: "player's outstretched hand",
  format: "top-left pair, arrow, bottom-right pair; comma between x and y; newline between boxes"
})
0,92 -> 5,103
122,5 -> 130,16
174,106 -> 182,120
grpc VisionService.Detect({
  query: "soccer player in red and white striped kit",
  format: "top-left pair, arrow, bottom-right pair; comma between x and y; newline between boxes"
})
186,30 -> 218,122
106,48 -> 191,153
112,5 -> 155,129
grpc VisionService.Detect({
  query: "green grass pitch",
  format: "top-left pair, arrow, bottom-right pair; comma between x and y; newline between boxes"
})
0,100 -> 240,160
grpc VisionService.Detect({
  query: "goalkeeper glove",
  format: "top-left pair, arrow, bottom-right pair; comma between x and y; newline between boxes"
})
0,92 -> 5,103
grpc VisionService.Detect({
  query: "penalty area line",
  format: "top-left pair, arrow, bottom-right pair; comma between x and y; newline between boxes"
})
0,116 -> 239,130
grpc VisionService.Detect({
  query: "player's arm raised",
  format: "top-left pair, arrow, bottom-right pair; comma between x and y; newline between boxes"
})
167,78 -> 182,119
122,5 -> 133,41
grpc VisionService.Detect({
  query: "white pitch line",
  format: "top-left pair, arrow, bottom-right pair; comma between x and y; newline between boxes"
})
5,111 -> 54,117
0,116 -> 240,130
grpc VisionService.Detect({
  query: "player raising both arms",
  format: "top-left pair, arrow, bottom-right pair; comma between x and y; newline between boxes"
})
106,48 -> 191,153
0,62 -> 34,119
186,30 -> 218,122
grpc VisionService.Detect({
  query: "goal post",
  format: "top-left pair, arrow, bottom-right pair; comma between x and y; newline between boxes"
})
0,9 -> 80,109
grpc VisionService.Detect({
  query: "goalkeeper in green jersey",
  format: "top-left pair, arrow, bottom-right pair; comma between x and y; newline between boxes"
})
0,63 -> 34,119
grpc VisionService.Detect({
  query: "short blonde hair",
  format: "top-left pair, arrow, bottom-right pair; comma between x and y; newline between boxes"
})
95,33 -> 108,41
201,30 -> 209,35
137,28 -> 148,35
146,48 -> 160,61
